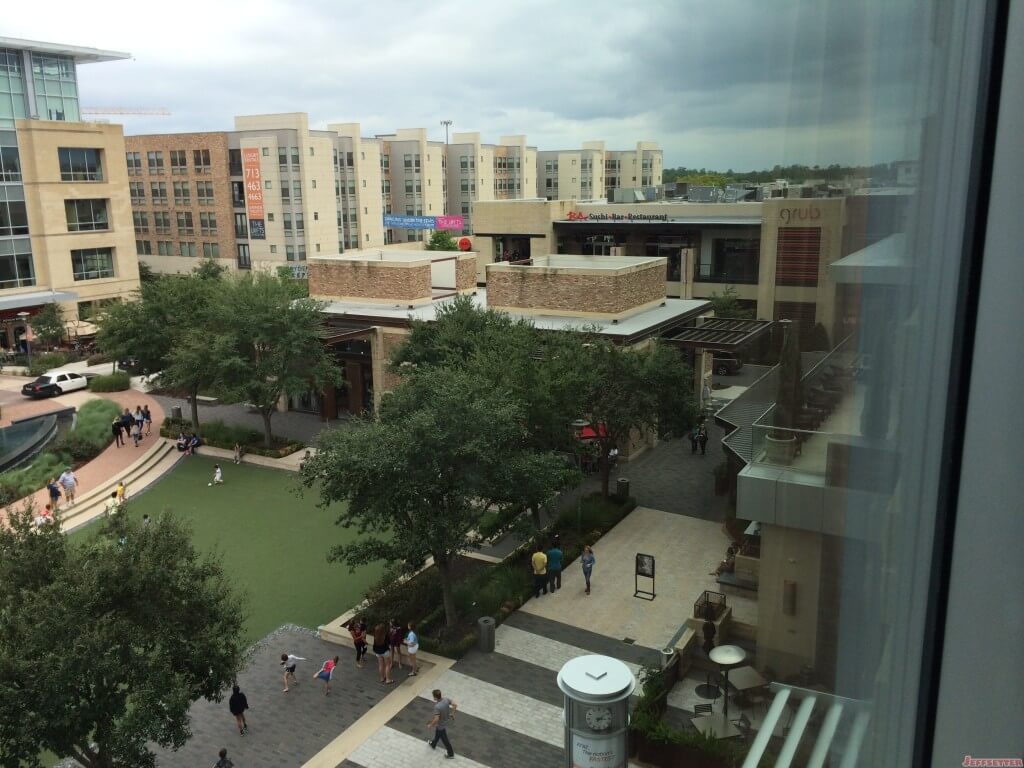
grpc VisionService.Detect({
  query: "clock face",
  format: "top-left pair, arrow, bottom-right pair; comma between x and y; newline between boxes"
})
585,706 -> 613,731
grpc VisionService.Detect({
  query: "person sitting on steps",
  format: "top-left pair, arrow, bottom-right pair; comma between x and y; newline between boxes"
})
711,546 -> 737,576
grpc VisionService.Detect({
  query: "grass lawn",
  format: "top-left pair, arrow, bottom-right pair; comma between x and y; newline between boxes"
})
78,456 -> 385,646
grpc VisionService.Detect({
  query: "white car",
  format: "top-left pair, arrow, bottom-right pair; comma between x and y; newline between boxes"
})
21,370 -> 89,398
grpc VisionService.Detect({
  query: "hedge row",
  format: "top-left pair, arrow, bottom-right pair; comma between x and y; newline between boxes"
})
160,417 -> 305,458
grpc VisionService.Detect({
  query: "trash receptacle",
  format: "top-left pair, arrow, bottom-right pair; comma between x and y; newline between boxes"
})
477,616 -> 496,653
616,477 -> 630,499
661,646 -> 675,670
171,406 -> 182,421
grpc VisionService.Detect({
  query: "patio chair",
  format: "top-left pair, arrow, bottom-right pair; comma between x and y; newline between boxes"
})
733,713 -> 753,742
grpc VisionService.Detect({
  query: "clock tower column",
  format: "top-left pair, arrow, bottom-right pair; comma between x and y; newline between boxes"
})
557,654 -> 636,768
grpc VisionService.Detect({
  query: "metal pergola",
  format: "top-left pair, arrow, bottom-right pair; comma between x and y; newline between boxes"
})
662,317 -> 775,351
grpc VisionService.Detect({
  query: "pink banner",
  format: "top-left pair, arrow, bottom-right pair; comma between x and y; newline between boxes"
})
435,215 -> 464,231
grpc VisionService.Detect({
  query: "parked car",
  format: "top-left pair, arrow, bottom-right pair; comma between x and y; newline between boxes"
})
21,370 -> 88,398
712,352 -> 744,376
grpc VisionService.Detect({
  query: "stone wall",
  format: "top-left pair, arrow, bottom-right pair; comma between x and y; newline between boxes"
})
309,261 -> 432,303
456,255 -> 478,292
487,260 -> 665,317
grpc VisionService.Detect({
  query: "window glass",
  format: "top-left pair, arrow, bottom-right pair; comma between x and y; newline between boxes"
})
58,147 -> 103,181
70,247 -> 114,280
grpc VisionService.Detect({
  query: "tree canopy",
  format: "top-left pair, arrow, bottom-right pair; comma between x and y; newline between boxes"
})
425,229 -> 459,251
0,507 -> 247,768
708,286 -> 755,320
30,303 -> 64,349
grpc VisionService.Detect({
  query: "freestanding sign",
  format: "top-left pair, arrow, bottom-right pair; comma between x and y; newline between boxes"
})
242,148 -> 265,240
558,655 -> 635,768
634,553 -> 655,600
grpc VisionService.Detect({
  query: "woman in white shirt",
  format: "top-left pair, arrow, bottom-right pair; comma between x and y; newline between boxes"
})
404,621 -> 419,677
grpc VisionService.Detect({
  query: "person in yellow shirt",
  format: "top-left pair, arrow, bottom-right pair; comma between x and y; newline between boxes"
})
531,548 -> 548,598
115,479 -> 127,505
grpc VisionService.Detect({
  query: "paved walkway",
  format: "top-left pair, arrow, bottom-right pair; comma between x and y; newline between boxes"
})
151,394 -> 335,445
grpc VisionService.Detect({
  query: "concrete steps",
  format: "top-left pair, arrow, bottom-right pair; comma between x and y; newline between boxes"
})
60,439 -> 181,532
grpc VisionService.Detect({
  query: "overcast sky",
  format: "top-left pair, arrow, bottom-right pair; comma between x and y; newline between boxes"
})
6,0 -> 927,170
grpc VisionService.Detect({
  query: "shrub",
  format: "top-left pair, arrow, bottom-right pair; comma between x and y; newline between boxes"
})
28,352 -> 73,377
88,372 -> 131,392
160,417 -> 304,457
86,352 -> 111,366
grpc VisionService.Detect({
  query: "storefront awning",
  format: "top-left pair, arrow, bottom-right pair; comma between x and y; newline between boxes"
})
0,290 -> 78,313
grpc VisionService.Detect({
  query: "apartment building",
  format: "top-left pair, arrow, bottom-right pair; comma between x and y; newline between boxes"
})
445,132 -> 536,234
0,37 -> 140,341
377,128 -> 446,244
536,140 -> 661,201
124,132 -> 235,273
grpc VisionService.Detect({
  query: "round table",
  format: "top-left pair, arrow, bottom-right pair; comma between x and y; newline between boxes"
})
708,644 -> 746,718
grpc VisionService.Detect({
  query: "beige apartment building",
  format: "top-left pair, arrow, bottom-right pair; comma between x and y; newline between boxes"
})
1,38 -> 140,341
445,132 -> 537,234
536,141 -> 662,201
376,128 -> 446,244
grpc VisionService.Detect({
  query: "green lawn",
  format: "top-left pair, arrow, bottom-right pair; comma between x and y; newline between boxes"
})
78,456 -> 384,645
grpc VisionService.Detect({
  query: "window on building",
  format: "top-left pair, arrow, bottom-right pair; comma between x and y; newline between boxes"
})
146,150 -> 163,175
173,181 -> 191,206
310,146 -> 316,157
278,147 -> 288,167
295,213 -> 304,231
125,151 -> 141,176
154,211 -> 171,234
405,179 -> 414,196
775,227 -> 822,286
291,147 -> 300,167
179,242 -> 197,258
264,179 -> 272,189
132,210 -> 148,233
197,180 -> 214,204
0,192 -> 28,236
267,212 -> 274,222
200,212 -> 217,235
297,245 -> 306,261
285,245 -> 295,261
150,182 -> 168,204
136,239 -> 152,255
404,154 -> 412,169
292,180 -> 302,200
202,242 -> 219,258
261,147 -> 269,157
234,212 -> 247,238
345,151 -> 353,167
283,212 -> 293,232
281,184 -> 289,201
59,147 -> 103,181
193,149 -> 211,172
228,149 -> 242,175
0,236 -> 34,288
236,243 -> 250,268
170,149 -> 187,174
176,211 -> 194,235
231,180 -> 245,207
315,243 -> 320,253
62,198 -> 110,233
270,244 -> 277,253
71,247 -> 114,280
382,154 -> 389,170
313,211 -> 318,221
157,241 -> 173,256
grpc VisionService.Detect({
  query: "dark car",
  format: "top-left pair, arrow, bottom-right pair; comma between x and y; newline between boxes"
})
21,371 -> 88,398
712,352 -> 744,376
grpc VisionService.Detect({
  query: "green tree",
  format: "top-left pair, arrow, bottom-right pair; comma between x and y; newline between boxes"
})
192,258 -> 227,280
708,286 -> 754,319
137,260 -> 157,284
0,507 -> 247,768
425,229 -> 458,251
30,302 -> 64,349
303,367 -> 567,628
579,339 -> 698,496
213,272 -> 342,447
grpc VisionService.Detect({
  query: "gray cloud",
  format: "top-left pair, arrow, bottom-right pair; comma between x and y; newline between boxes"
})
7,0 -> 928,169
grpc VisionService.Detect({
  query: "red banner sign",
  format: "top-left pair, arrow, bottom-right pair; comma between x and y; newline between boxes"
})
242,148 -> 264,220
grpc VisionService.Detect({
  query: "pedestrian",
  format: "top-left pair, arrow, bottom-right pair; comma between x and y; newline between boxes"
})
142,514 -> 151,527
531,546 -> 548,598
143,404 -> 152,435
111,416 -> 124,447
46,477 -> 62,511
214,747 -> 234,768
227,684 -> 248,735
698,424 -> 708,456
120,408 -> 133,438
232,442 -> 242,465
212,464 -> 224,485
546,539 -> 563,593
581,545 -> 596,595
58,467 -> 78,506
349,617 -> 368,668
372,623 -> 394,685
702,615 -> 717,656
389,618 -> 404,671
711,546 -> 737,576
104,491 -> 120,516
690,426 -> 699,454
133,405 -> 145,440
280,652 -> 306,693
115,479 -> 127,505
314,655 -> 339,695
131,419 -> 141,448
426,688 -> 457,758
405,621 -> 419,676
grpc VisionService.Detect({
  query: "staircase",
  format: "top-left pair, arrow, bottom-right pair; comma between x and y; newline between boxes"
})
60,439 -> 182,532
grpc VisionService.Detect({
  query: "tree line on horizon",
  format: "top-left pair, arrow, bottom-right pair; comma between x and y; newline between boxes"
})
663,161 -> 906,187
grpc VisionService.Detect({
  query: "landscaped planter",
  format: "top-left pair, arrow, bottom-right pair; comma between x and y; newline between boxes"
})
765,433 -> 797,464
633,731 -> 733,768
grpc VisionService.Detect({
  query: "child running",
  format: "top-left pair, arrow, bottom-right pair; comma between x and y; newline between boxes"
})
349,617 -> 368,668
314,655 -> 339,695
212,464 -> 223,485
280,653 -> 306,693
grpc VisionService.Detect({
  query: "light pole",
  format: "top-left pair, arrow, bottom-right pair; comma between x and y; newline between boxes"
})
440,120 -> 452,215
16,311 -> 30,370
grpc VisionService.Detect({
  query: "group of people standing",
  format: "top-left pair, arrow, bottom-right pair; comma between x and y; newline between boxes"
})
531,538 -> 598,597
347,617 -> 420,686
111,405 -> 152,448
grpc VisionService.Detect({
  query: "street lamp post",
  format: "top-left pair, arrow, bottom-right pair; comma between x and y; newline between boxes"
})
16,311 -> 30,371
440,119 -> 452,215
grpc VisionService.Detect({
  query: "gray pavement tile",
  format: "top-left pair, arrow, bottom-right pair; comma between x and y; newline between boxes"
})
450,650 -> 563,708
503,612 -> 661,668
386,698 -> 562,768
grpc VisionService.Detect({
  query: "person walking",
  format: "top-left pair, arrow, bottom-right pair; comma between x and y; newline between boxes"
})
314,655 -> 339,695
546,539 -> 563,593
581,545 -> 596,595
46,477 -> 62,512
280,652 -> 306,693
349,617 -> 368,668
698,424 -> 709,456
58,467 -> 78,506
143,404 -> 153,436
690,426 -> 699,454
120,408 -> 133,439
133,406 -> 145,441
115,479 -> 127,505
405,621 -> 420,676
426,688 -> 457,759
232,442 -> 242,465
389,619 -> 404,671
214,747 -> 234,768
111,416 -> 124,447
531,546 -> 548,598
372,623 -> 394,684
227,685 -> 248,735
131,419 -> 141,448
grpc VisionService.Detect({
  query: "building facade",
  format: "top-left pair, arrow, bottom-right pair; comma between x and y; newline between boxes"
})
1,37 -> 140,341
445,132 -> 537,235
377,128 -> 446,245
536,141 -> 662,201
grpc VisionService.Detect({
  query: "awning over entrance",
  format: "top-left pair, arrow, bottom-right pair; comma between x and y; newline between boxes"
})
322,324 -> 375,345
0,290 -> 78,313
663,317 -> 774,351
